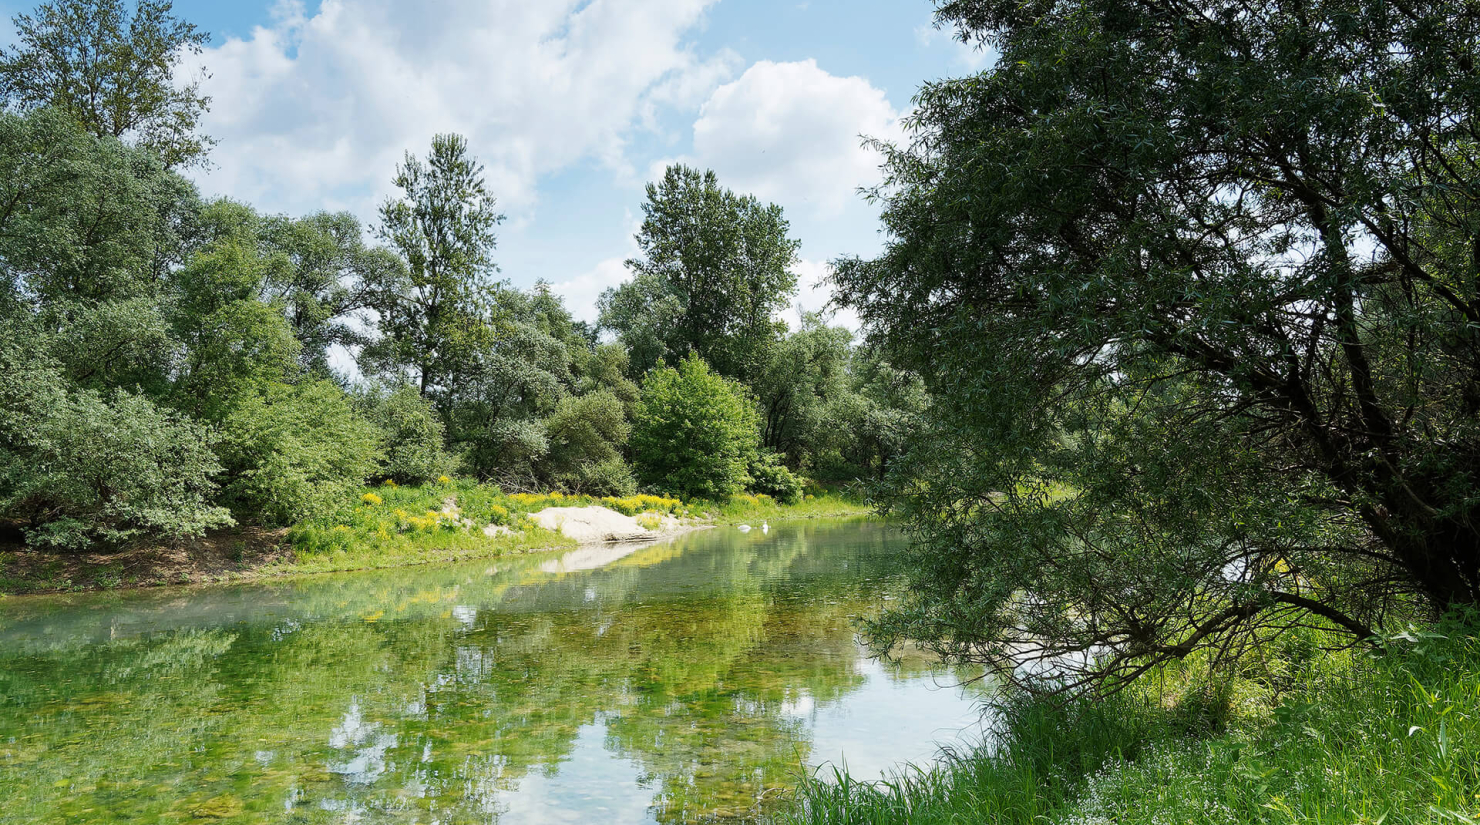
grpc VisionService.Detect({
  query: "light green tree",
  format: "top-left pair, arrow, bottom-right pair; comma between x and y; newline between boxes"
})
632,354 -> 761,500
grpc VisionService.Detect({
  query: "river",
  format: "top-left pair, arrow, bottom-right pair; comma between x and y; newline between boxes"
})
0,519 -> 988,824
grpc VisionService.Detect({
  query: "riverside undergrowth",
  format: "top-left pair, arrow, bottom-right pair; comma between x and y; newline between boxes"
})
774,617 -> 1480,825
281,479 -> 868,576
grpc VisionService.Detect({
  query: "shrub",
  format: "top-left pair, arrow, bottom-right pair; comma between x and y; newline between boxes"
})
631,355 -> 760,500
574,457 -> 638,497
216,381 -> 383,526
540,390 -> 631,492
747,452 -> 803,504
2,389 -> 233,550
356,385 -> 455,484
0,332 -> 232,549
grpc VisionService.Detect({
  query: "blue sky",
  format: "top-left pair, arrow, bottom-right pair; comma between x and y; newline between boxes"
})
2,0 -> 993,325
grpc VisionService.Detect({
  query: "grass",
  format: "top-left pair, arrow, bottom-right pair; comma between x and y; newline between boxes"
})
773,616 -> 1480,825
701,490 -> 873,524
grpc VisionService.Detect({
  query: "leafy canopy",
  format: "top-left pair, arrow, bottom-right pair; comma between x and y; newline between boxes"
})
837,0 -> 1480,690
364,133 -> 504,397
0,0 -> 212,166
599,164 -> 800,381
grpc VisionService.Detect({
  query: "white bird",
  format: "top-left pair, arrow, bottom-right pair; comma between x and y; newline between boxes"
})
736,524 -> 752,533
761,521 -> 769,534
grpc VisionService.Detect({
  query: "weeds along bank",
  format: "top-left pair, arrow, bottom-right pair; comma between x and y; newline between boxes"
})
773,619 -> 1480,825
0,480 -> 871,594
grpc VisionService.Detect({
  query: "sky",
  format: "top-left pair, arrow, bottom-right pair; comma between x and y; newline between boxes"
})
1,0 -> 995,329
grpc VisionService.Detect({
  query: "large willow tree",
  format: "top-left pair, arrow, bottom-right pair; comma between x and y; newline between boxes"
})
838,0 -> 1480,689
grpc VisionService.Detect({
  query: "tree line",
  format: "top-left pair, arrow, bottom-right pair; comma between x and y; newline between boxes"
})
0,0 -> 925,552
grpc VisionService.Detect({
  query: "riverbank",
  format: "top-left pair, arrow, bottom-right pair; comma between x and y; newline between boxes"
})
0,481 -> 872,595
771,617 -> 1480,824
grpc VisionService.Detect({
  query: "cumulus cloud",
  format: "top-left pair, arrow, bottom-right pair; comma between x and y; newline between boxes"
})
551,256 -> 630,325
194,0 -> 735,219
790,258 -> 860,332
666,59 -> 904,219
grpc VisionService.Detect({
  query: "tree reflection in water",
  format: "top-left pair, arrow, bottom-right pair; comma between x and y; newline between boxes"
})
0,521 -> 988,824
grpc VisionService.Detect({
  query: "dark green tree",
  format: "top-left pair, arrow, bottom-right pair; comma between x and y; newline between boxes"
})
836,0 -> 1480,689
257,211 -> 404,375
0,0 -> 212,167
751,315 -> 853,465
362,133 -> 503,398
599,165 -> 800,381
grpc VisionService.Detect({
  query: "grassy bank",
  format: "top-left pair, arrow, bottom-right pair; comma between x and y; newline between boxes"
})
0,481 -> 873,595
775,618 -> 1480,825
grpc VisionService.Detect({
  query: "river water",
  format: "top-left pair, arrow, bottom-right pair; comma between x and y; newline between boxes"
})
0,519 -> 988,823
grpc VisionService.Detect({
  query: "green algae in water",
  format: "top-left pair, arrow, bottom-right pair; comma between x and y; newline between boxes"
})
0,521 -> 989,824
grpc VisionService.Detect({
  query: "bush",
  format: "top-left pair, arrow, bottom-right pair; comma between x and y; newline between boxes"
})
0,331 -> 232,549
356,385 -> 455,484
631,355 -> 760,500
540,390 -> 632,493
747,452 -> 803,504
216,381 -> 382,526
3,389 -> 233,550
574,457 -> 638,497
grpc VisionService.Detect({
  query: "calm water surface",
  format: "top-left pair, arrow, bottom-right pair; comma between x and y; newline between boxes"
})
0,520 -> 988,823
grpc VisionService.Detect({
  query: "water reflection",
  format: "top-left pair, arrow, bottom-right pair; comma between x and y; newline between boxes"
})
0,520 -> 987,824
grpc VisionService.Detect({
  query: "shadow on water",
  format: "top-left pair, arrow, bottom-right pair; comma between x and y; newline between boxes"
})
0,520 -> 991,824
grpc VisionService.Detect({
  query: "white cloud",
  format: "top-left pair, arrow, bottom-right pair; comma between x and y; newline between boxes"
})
193,0 -> 735,220
551,256 -> 630,325
667,59 -> 904,219
790,258 -> 860,332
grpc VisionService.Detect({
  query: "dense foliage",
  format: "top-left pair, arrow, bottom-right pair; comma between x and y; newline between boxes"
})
599,164 -> 800,381
837,0 -> 1480,688
632,356 -> 762,500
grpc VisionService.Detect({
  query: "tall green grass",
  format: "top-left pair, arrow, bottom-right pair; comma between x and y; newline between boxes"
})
701,491 -> 872,523
775,618 -> 1480,825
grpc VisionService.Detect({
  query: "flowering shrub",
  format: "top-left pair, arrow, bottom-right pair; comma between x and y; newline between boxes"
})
361,492 -> 383,506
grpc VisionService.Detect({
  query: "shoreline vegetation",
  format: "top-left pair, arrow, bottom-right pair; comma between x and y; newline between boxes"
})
0,482 -> 871,597
771,618 -> 1480,825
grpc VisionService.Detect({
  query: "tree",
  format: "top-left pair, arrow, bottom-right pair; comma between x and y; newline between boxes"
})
0,0 -> 212,167
835,0 -> 1480,691
541,390 -> 634,495
216,381 -> 382,526
632,355 -> 760,500
0,107 -> 197,306
750,315 -> 853,466
599,165 -> 800,381
0,324 -> 231,549
440,285 -> 577,483
355,384 -> 454,485
363,133 -> 503,398
257,211 -> 404,375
